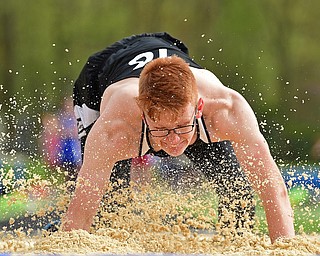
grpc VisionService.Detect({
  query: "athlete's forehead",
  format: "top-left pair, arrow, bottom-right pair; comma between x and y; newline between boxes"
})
145,104 -> 195,128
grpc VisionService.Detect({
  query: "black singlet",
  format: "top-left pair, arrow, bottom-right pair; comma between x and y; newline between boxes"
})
73,32 -> 202,141
73,32 -> 255,229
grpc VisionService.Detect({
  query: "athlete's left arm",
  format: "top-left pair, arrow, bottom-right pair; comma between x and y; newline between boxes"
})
224,90 -> 295,243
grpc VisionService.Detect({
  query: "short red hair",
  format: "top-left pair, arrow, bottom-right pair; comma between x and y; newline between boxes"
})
136,56 -> 198,121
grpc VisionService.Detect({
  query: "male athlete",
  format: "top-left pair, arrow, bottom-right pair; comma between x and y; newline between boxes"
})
61,32 -> 294,243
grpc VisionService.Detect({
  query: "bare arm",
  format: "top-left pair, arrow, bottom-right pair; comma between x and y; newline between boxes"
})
223,92 -> 295,242
62,118 -> 133,231
193,68 -> 295,242
62,84 -> 140,231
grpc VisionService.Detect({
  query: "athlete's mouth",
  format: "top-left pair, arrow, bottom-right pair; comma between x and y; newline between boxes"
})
164,141 -> 185,150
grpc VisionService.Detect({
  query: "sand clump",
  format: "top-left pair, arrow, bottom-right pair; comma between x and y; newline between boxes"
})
0,168 -> 319,255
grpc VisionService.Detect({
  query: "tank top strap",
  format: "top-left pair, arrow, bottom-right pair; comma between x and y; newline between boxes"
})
198,116 -> 211,143
139,120 -> 150,156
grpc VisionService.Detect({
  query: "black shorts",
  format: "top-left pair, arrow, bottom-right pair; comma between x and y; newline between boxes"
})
73,32 -> 202,153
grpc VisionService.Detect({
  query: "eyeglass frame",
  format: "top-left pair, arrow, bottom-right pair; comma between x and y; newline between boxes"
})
143,109 -> 197,137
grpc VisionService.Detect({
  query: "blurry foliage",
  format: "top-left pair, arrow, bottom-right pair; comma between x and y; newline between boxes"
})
0,0 -> 319,163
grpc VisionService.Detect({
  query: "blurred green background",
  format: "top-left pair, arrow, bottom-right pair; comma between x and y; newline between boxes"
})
0,0 -> 319,163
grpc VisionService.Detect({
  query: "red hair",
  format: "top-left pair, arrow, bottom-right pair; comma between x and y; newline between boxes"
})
136,56 -> 198,121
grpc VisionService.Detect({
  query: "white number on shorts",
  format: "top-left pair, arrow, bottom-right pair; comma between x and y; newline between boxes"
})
128,49 -> 168,70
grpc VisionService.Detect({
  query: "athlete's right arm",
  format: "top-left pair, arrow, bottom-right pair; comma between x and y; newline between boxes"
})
61,104 -> 139,231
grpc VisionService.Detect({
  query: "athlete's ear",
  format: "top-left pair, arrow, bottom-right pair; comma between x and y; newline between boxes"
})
196,98 -> 204,118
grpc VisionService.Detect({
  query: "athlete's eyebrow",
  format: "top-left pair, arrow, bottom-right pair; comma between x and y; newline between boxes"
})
151,113 -> 194,129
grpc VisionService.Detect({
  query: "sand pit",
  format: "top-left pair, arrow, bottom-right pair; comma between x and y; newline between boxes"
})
0,228 -> 319,255
0,179 -> 319,256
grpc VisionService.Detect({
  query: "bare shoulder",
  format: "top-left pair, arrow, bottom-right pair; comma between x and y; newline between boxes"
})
101,78 -> 141,129
191,67 -> 246,114
191,67 -> 235,105
191,68 -> 261,142
100,78 -> 140,115
191,67 -> 222,87
88,78 -> 142,159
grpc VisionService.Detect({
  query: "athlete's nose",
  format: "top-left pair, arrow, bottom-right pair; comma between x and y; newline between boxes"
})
165,130 -> 181,144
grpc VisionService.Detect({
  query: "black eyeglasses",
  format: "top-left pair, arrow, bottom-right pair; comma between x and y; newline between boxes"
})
144,112 -> 196,137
